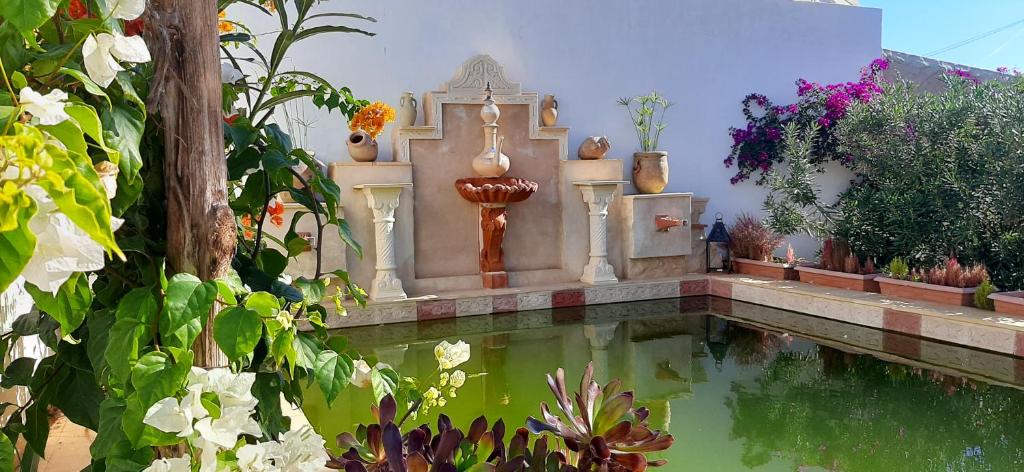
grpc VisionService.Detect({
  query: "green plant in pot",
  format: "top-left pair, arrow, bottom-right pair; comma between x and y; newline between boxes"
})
619,92 -> 673,194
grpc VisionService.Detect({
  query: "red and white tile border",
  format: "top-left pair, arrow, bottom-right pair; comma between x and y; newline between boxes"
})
319,273 -> 1024,357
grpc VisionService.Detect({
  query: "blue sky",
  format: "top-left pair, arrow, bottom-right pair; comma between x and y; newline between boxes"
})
859,0 -> 1024,71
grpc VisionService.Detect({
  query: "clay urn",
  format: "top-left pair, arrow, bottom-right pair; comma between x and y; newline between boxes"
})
347,130 -> 379,162
398,91 -> 417,127
578,136 -> 611,160
541,94 -> 558,126
632,151 -> 669,194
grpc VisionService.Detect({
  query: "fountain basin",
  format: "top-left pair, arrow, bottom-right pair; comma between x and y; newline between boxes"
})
454,177 -> 538,205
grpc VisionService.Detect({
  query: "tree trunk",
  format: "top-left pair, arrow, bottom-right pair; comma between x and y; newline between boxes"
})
147,0 -> 235,367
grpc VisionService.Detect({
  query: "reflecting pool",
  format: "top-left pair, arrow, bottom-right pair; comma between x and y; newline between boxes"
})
303,297 -> 1024,471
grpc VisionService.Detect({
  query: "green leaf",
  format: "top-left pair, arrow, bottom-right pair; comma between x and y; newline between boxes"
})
90,397 -> 127,460
371,367 -> 397,403
294,277 -> 325,304
256,248 -> 288,278
253,373 -> 289,437
0,199 -> 36,293
86,308 -> 115,380
293,332 -> 321,370
0,0 -> 60,41
131,351 -> 192,407
270,327 -> 295,367
40,119 -> 88,157
23,403 -> 49,459
159,274 -> 218,355
0,433 -> 14,472
105,288 -> 158,384
0,358 -> 35,388
51,354 -> 103,430
244,291 -> 280,318
59,68 -> 110,105
66,104 -> 118,163
294,25 -> 375,43
313,350 -> 352,405
334,218 -> 362,259
102,105 -> 144,187
213,306 -> 262,361
25,272 -> 93,337
254,89 -> 318,113
36,132 -> 123,259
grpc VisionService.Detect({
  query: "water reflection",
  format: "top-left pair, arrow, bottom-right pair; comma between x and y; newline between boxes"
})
304,298 -> 1024,472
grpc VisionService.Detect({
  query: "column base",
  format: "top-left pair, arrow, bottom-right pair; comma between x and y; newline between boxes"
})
481,271 -> 509,289
580,257 -> 618,285
369,271 -> 407,301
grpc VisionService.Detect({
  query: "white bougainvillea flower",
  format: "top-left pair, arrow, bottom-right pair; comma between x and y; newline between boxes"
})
193,437 -> 221,472
108,0 -> 146,20
433,340 -> 470,370
194,406 -> 263,449
142,455 -> 191,472
188,367 -> 258,409
21,186 -> 124,294
349,359 -> 372,388
82,32 -> 152,87
271,425 -> 329,470
143,397 -> 194,437
237,443 -> 275,472
450,369 -> 466,388
221,62 -> 244,84
18,87 -> 70,125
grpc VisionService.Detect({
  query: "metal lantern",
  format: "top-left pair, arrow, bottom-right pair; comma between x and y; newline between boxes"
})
706,213 -> 731,273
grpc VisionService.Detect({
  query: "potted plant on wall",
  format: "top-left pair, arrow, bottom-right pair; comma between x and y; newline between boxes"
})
729,213 -> 800,280
989,290 -> 1024,316
348,101 -> 396,162
796,238 -> 881,292
619,91 -> 673,194
877,257 -> 990,307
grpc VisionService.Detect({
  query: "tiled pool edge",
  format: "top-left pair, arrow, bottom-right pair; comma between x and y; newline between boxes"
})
319,273 -> 1024,357
713,274 -> 1024,357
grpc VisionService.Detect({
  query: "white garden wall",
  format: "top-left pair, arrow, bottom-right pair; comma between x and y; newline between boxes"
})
235,0 -> 881,256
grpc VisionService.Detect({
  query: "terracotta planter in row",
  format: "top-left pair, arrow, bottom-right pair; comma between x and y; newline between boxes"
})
732,258 -> 799,281
989,291 -> 1024,316
876,277 -> 977,307
795,266 -> 880,293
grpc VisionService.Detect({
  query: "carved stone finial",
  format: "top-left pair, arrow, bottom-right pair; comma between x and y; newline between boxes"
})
445,55 -> 520,96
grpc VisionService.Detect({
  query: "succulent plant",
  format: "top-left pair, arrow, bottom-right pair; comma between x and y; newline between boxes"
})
327,394 -> 528,472
526,363 -> 674,471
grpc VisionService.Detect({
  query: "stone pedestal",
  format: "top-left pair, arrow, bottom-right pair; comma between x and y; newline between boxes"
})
354,184 -> 412,301
575,181 -> 627,285
480,204 -> 509,289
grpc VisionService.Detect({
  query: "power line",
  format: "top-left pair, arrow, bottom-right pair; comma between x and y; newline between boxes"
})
925,17 -> 1024,57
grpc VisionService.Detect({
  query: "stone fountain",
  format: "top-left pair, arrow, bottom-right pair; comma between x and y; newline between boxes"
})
455,83 -> 538,289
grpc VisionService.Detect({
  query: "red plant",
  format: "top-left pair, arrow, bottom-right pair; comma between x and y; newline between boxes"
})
67,0 -> 88,19
728,213 -> 783,261
912,258 -> 989,288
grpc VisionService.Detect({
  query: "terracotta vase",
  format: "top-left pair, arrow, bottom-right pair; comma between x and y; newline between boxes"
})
541,94 -> 558,126
348,130 -> 379,162
632,151 -> 669,194
398,91 -> 417,127
578,136 -> 611,160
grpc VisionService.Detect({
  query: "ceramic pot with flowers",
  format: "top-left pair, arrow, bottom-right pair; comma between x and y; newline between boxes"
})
347,101 -> 396,162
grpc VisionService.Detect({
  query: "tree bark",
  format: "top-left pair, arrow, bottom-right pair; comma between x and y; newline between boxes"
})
147,0 -> 235,367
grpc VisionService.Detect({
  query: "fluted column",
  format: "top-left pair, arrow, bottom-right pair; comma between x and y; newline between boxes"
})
354,184 -> 412,301
575,181 -> 627,285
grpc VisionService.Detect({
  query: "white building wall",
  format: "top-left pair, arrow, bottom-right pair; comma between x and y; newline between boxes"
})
236,0 -> 881,256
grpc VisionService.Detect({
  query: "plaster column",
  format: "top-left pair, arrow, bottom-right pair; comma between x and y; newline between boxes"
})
584,322 -> 619,383
574,181 -> 627,285
354,184 -> 412,301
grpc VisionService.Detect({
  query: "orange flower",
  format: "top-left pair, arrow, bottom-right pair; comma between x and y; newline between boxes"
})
68,0 -> 88,19
267,196 -> 285,227
241,214 -> 254,239
348,101 -> 396,140
218,11 -> 235,33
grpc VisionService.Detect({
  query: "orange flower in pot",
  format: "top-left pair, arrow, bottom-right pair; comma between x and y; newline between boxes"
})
348,101 -> 396,162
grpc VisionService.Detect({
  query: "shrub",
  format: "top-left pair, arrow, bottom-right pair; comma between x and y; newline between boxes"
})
887,257 -> 910,279
729,213 -> 784,261
974,280 -> 997,310
896,259 -> 990,288
834,75 -> 1024,290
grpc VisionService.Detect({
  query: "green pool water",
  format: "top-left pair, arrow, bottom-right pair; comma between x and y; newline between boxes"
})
302,297 -> 1024,471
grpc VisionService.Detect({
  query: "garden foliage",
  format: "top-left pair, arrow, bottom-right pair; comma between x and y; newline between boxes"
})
834,75 -> 1024,290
